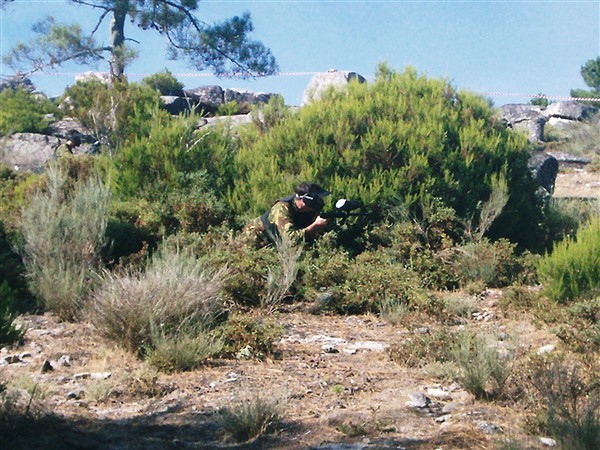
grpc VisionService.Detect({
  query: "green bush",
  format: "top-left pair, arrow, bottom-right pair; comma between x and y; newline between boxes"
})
19,164 -> 110,320
216,312 -> 283,359
216,391 -> 285,443
450,330 -> 515,399
146,325 -> 223,372
230,64 -> 543,250
0,281 -> 23,347
62,79 -> 163,151
0,87 -> 58,135
89,246 -> 228,356
528,356 -> 600,450
450,238 -> 527,288
538,217 -> 600,302
141,69 -> 184,96
114,115 -> 237,203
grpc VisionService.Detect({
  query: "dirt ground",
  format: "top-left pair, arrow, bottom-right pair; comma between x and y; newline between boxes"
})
2,290 -> 560,450
1,165 -> 597,450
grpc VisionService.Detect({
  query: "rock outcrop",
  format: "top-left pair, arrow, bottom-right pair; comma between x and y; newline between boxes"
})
302,69 -> 367,105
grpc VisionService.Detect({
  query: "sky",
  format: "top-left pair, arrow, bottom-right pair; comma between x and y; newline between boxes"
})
1,0 -> 599,107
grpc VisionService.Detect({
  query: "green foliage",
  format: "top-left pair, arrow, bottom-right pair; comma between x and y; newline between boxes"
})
5,4 -> 277,79
580,57 -> 600,92
146,325 -> 223,372
230,65 -> 542,249
215,312 -> 283,359
114,114 -> 236,200
62,79 -> 163,151
388,327 -> 456,368
89,246 -> 229,356
0,87 -> 58,135
450,330 -> 515,399
216,391 -> 285,443
141,69 -> 184,96
528,356 -> 600,450
451,238 -> 528,289
544,112 -> 600,158
570,57 -> 600,103
302,244 -> 434,315
0,220 -> 33,312
0,281 -> 24,347
19,164 -> 110,320
529,94 -> 549,107
538,217 -> 600,302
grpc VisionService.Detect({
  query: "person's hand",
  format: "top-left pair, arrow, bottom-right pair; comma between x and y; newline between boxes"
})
305,216 -> 329,237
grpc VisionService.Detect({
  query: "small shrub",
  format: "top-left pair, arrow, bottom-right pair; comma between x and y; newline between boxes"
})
89,247 -> 228,356
450,238 -> 523,289
216,312 -> 283,359
216,391 -> 285,443
261,235 -> 302,312
528,355 -> 600,450
146,325 -> 223,372
450,330 -> 515,399
0,87 -> 58,135
538,217 -> 600,302
388,327 -> 456,368
19,164 -> 110,320
0,281 -> 24,346
378,295 -> 411,325
141,69 -> 184,96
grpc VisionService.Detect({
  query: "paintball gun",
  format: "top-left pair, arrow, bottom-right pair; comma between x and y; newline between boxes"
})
320,199 -> 369,219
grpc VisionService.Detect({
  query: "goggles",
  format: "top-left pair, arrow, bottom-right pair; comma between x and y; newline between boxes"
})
297,193 -> 325,210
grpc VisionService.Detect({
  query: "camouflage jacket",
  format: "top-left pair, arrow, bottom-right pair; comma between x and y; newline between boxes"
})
244,196 -> 318,246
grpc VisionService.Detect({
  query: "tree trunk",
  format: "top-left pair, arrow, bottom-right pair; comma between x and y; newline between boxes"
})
109,0 -> 129,78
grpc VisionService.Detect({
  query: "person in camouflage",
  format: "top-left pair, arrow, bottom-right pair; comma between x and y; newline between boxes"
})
244,182 -> 330,247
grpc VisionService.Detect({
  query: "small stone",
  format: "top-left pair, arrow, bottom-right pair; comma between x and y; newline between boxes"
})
477,420 -> 502,434
41,360 -> 54,373
539,437 -> 557,447
57,355 -> 71,367
73,372 -> 91,380
322,345 -> 339,354
442,402 -> 459,414
2,355 -> 21,364
427,388 -> 451,400
90,372 -> 111,380
406,392 -> 431,408
435,414 -> 451,423
66,391 -> 83,400
19,352 -> 32,359
537,344 -> 556,355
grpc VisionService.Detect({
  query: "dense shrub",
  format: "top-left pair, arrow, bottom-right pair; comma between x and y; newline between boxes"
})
0,87 -> 58,135
538,217 -> 599,302
19,164 -> 110,320
62,79 -> 163,151
141,69 -> 184,96
230,65 -> 543,250
89,247 -> 228,356
114,115 -> 236,200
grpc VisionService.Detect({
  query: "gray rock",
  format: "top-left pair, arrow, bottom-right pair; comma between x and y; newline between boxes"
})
160,95 -> 192,115
500,104 -> 546,142
183,85 -> 224,113
539,437 -> 557,447
0,133 -> 60,172
0,74 -> 36,93
1,354 -> 21,365
544,101 -> 593,121
528,150 -> 559,194
406,392 -> 431,408
302,69 -> 366,105
477,420 -> 502,434
56,355 -> 71,367
41,360 -> 54,373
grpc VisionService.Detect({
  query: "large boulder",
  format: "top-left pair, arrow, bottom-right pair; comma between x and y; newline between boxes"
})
543,101 -> 593,121
0,133 -> 60,172
500,104 -> 546,143
528,150 -> 559,195
302,69 -> 367,105
183,85 -> 224,114
224,88 -> 275,114
0,74 -> 36,93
